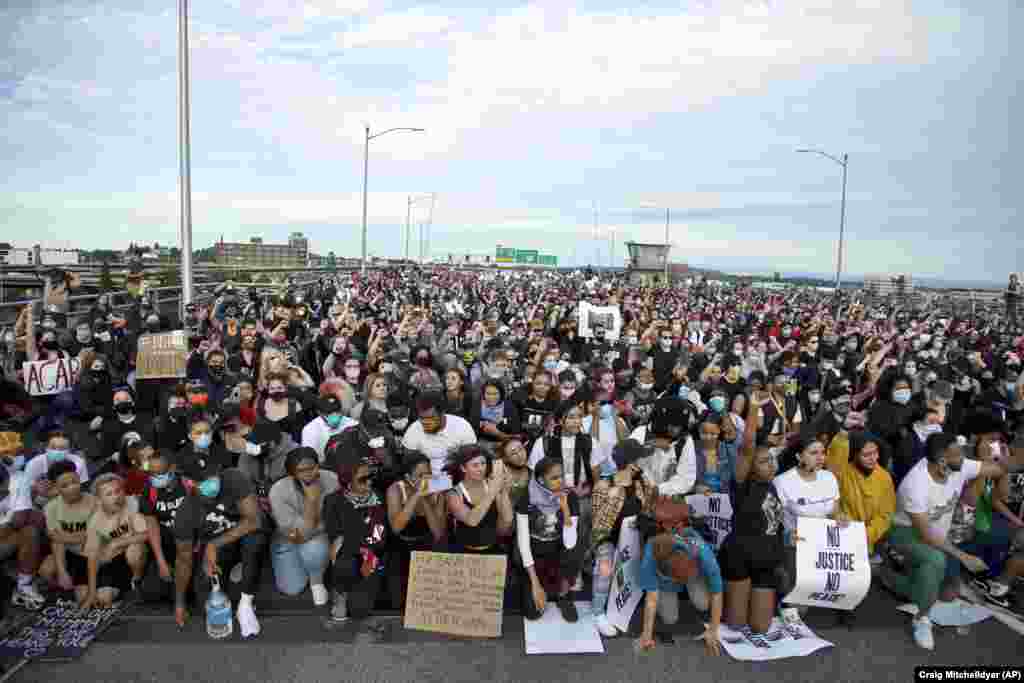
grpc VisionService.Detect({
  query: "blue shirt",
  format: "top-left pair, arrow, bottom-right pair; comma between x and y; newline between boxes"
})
637,530 -> 723,595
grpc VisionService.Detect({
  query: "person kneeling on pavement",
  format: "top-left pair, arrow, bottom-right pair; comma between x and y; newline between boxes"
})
636,518 -> 724,655
1,464 -> 46,610
80,473 -> 148,609
40,461 -> 96,601
137,450 -> 197,607
324,460 -> 388,622
516,456 -> 584,623
172,458 -> 266,636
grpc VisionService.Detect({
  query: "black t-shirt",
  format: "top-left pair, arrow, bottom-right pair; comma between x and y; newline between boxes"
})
101,415 -> 156,460
519,397 -> 557,436
173,469 -> 256,543
730,479 -> 783,541
139,477 -> 193,531
516,491 -> 580,558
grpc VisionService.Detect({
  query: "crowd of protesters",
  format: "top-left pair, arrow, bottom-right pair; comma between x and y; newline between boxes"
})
0,265 -> 1022,653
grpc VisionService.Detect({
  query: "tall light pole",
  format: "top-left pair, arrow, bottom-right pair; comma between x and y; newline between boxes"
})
796,149 -> 848,299
360,125 -> 425,274
177,0 -> 194,309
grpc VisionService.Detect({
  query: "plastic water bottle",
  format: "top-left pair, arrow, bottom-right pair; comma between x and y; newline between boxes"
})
206,575 -> 233,640
956,599 -> 969,636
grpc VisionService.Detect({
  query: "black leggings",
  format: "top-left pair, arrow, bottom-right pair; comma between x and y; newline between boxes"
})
519,544 -> 585,621
332,555 -> 384,620
203,531 -> 268,596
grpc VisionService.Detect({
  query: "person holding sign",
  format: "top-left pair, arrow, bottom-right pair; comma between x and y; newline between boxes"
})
636,525 -> 724,655
882,432 -> 1012,650
516,457 -> 584,623
445,445 -> 513,554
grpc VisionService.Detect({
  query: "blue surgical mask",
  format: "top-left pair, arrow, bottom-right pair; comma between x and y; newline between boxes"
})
783,367 -> 798,378
600,404 -> 613,419
46,449 -> 68,463
893,389 -> 912,405
150,472 -> 176,489
194,434 -> 212,450
198,477 -> 221,498
678,385 -> 690,399
543,360 -> 558,372
709,397 -> 726,413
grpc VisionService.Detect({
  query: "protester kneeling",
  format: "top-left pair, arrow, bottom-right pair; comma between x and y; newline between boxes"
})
636,526 -> 724,655
80,473 -> 149,609
516,457 -> 584,623
1,466 -> 46,610
40,462 -> 96,602
269,448 -> 338,606
324,461 -> 388,622
137,450 -> 196,607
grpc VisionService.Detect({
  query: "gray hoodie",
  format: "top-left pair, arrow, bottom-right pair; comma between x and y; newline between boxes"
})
237,432 -> 298,485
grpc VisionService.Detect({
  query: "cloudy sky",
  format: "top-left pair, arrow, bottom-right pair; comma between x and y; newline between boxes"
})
1,1 -> 1018,282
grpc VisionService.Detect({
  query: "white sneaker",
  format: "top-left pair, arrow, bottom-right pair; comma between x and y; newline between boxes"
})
311,584 -> 329,607
594,614 -> 618,638
11,585 -> 45,611
230,563 -> 243,584
237,601 -> 261,639
912,616 -> 934,650
988,581 -> 1010,598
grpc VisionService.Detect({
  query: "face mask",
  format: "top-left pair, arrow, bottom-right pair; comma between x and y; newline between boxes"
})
845,342 -> 857,352
808,392 -> 821,404
659,339 -> 673,351
367,436 -> 386,449
822,361 -> 834,371
97,332 -> 112,342
893,389 -> 912,404
638,382 -> 654,392
91,365 -> 106,375
46,449 -> 68,463
5,455 -> 25,471
344,368 -> 361,382
678,385 -> 690,399
543,360 -> 558,372
270,391 -> 287,401
325,414 -> 343,429
42,321 -> 57,330
115,402 -> 135,416
921,423 -> 942,436
391,418 -> 409,431
146,322 -> 161,332
194,434 -> 212,449
208,365 -> 225,378
709,397 -> 726,413
198,477 -> 221,498
416,357 -> 431,368
150,472 -> 175,489
905,365 -> 917,376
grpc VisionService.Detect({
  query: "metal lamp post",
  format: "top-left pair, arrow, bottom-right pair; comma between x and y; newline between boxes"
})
360,125 -> 425,274
796,149 -> 848,299
640,204 -> 671,285
177,0 -> 194,309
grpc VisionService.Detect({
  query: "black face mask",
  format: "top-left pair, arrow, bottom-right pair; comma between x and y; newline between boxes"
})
115,402 -> 135,415
208,366 -> 225,378
41,340 -> 59,351
146,322 -> 161,332
416,357 -> 431,368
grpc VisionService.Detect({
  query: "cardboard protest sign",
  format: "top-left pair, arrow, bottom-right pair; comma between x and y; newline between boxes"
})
525,602 -> 604,655
0,599 -> 124,661
22,357 -> 80,396
717,618 -> 832,661
577,301 -> 622,341
606,516 -> 642,631
783,518 -> 870,611
404,551 -> 506,638
135,331 -> 187,380
685,493 -> 733,550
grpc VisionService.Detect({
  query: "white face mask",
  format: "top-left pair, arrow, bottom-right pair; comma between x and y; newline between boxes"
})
367,436 -> 385,449
659,339 -> 673,350
391,418 -> 409,431
638,383 -> 654,392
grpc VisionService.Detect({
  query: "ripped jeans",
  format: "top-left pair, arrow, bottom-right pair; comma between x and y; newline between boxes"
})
591,542 -> 616,615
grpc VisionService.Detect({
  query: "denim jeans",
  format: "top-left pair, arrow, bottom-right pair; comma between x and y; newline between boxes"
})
272,536 -> 329,596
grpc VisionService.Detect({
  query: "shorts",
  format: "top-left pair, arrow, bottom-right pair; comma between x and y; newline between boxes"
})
64,552 -> 90,585
96,554 -> 134,593
719,535 -> 782,590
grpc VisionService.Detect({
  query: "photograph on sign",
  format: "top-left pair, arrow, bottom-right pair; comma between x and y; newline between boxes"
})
403,551 -> 506,638
22,357 -> 80,397
577,302 -> 623,341
684,494 -> 733,550
524,602 -> 605,655
783,518 -> 870,611
606,516 -> 642,631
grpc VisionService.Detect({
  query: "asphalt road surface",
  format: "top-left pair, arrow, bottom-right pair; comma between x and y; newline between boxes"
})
3,584 -> 1023,683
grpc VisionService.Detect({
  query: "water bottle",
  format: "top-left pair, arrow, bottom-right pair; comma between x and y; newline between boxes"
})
206,575 -> 233,640
956,599 -> 969,636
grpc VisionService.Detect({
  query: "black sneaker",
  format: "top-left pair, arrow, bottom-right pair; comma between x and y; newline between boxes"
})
558,599 -> 579,623
836,610 -> 856,629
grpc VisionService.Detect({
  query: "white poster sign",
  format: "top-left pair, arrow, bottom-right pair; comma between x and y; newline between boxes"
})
784,518 -> 871,611
578,301 -> 622,341
524,602 -> 605,655
684,493 -> 734,550
606,516 -> 642,632
718,618 -> 832,661
22,357 -> 80,396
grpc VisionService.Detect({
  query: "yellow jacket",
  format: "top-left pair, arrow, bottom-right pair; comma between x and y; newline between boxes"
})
826,432 -> 896,553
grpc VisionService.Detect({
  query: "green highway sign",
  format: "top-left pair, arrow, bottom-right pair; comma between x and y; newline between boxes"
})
515,249 -> 539,264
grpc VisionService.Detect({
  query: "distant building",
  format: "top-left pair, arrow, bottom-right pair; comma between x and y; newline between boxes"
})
864,273 -> 914,298
0,245 -> 81,266
625,242 -> 671,285
215,235 -> 308,268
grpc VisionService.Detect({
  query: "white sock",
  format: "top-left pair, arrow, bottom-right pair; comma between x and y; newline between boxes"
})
17,574 -> 33,588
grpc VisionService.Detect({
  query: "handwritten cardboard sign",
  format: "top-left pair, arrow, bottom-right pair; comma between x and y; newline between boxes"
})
23,357 -> 80,396
135,331 -> 187,380
784,518 -> 871,611
403,551 -> 506,638
0,599 -> 124,661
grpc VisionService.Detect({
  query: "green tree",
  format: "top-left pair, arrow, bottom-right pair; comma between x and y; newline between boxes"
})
773,271 -> 781,282
99,260 -> 115,292
158,267 -> 181,288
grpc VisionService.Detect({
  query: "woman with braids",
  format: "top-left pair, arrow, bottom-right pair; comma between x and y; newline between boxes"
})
444,445 -> 514,554
323,459 -> 388,622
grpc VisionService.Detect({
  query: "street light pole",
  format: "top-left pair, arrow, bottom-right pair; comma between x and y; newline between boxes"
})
405,195 -> 412,262
177,0 -> 194,310
664,207 -> 670,285
359,125 -> 425,275
797,149 -> 848,307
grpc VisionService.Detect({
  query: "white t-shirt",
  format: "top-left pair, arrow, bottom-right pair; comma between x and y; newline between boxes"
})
0,473 -> 33,527
402,414 -> 478,491
301,415 -> 357,462
773,467 -> 839,539
628,425 -> 698,496
893,457 -> 983,540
